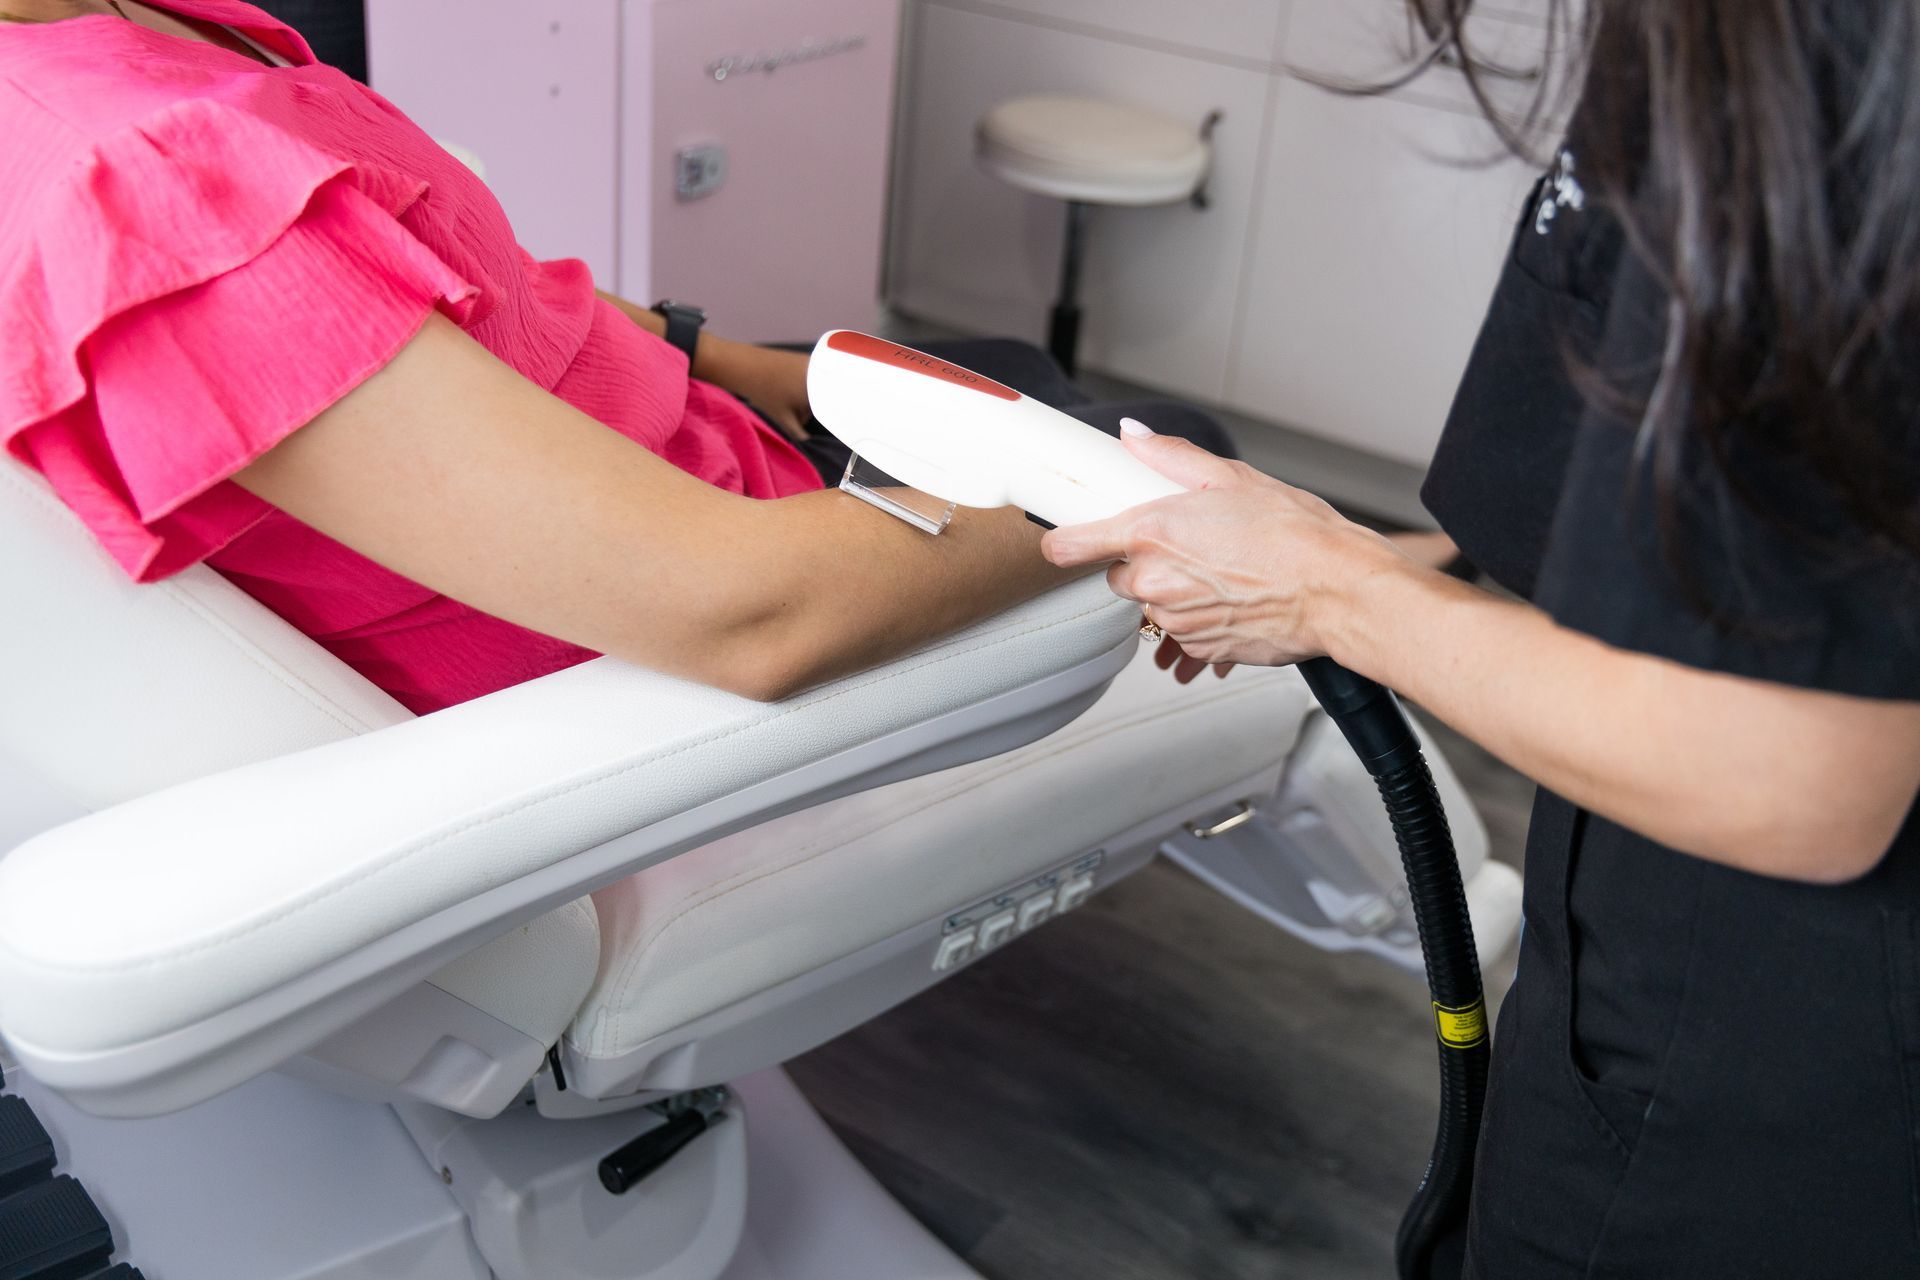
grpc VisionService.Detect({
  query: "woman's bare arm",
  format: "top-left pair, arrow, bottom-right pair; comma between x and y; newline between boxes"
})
236,313 -> 1071,702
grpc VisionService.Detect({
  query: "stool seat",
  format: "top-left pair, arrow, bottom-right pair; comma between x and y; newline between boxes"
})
976,94 -> 1209,207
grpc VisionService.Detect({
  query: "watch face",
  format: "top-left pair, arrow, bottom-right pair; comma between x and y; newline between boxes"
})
657,300 -> 707,323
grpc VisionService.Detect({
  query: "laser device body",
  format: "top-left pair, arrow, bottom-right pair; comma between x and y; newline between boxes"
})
808,330 -> 1490,1280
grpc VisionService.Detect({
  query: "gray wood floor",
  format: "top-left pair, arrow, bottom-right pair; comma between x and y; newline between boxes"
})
788,715 -> 1536,1280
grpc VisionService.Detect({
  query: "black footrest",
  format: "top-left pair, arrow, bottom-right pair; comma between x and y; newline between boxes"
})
0,1175 -> 112,1280
0,1097 -> 55,1201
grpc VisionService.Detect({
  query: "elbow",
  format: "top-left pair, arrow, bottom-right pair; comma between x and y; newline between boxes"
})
1686,805 -> 1899,886
698,629 -> 827,704
623,587 -> 848,703
713,663 -> 811,705
1783,831 -> 1895,886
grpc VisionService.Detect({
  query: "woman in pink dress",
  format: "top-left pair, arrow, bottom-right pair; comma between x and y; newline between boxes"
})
0,0 -> 1130,711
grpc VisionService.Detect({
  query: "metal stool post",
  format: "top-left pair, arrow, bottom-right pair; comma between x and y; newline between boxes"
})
979,96 -> 1215,379
1049,200 -> 1090,376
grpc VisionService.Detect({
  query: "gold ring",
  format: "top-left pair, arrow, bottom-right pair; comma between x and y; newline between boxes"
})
1139,618 -> 1165,642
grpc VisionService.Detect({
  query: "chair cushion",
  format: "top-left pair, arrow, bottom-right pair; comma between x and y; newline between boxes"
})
0,578 -> 1134,1066
567,650 -> 1312,1062
0,462 -> 409,825
976,95 -> 1210,206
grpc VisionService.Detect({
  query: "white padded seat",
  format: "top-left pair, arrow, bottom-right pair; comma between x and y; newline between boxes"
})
976,94 -> 1210,206
567,648 -> 1310,1071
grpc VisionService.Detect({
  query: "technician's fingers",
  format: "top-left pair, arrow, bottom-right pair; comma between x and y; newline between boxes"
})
1044,516 -> 1138,569
1151,633 -> 1232,684
1117,418 -> 1242,491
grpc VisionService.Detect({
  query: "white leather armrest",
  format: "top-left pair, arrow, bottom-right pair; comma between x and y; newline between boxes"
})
0,578 -> 1134,1115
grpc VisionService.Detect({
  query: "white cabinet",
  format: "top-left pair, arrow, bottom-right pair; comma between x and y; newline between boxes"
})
1226,78 -> 1530,464
888,0 -> 1548,467
369,0 -> 902,344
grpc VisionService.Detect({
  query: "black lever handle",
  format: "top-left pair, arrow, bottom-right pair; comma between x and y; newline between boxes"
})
597,1109 -> 714,1195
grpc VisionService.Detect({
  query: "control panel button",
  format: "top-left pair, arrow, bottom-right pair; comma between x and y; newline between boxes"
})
976,909 -> 1018,952
933,928 -> 976,971
1055,873 -> 1095,913
1017,891 -> 1055,932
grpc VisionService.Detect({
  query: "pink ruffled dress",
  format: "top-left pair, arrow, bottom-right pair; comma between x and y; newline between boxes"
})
0,1 -> 823,712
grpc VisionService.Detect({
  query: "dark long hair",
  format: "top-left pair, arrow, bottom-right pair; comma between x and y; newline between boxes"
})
1412,1 -> 1920,579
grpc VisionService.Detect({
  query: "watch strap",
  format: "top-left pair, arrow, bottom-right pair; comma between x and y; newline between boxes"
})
651,300 -> 706,365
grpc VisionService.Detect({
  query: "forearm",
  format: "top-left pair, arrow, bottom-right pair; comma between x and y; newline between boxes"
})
1328,565 -> 1920,882
596,289 -> 665,337
677,493 -> 1073,700
595,289 -> 730,383
1042,429 -> 1920,882
595,289 -> 815,439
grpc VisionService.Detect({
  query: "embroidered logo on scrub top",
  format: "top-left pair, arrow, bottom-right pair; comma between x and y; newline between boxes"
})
1534,149 -> 1585,236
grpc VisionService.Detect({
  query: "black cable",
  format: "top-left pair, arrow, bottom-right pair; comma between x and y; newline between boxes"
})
1379,754 -> 1490,1279
1297,658 -> 1488,1280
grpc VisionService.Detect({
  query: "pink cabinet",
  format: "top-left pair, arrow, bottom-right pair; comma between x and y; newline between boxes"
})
367,0 -> 901,342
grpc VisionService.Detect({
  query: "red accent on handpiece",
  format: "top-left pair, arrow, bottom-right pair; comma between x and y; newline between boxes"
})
825,331 -> 1022,401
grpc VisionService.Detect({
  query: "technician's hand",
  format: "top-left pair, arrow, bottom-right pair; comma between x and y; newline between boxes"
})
1150,634 -> 1235,686
1040,421 -> 1409,671
698,338 -> 814,441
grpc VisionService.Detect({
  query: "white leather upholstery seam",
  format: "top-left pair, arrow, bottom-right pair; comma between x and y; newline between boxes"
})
160,581 -> 384,738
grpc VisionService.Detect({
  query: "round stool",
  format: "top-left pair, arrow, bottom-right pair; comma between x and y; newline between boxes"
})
976,94 -> 1214,375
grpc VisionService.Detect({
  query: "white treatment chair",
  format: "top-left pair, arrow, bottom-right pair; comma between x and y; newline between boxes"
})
0,458 -> 1518,1280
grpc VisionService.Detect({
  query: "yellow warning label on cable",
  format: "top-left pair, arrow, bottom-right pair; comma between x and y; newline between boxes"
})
1433,1000 -> 1488,1049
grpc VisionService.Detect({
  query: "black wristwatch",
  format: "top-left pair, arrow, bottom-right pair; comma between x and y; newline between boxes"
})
651,299 -> 707,366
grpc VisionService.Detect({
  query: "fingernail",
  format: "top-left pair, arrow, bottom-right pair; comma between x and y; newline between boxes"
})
1119,417 -> 1154,438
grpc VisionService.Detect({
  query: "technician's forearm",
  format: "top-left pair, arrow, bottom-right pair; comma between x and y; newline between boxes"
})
1328,565 -> 1919,882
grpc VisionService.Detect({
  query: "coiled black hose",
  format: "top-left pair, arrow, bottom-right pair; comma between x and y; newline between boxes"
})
1297,658 -> 1489,1280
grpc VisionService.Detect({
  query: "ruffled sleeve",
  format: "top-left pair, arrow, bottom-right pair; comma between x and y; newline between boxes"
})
1,97 -> 479,581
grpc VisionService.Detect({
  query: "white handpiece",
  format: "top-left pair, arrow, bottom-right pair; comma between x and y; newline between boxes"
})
806,331 -> 1186,528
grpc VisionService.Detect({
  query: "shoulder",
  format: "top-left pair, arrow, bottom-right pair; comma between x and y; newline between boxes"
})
0,23 -> 375,265
0,20 -> 269,143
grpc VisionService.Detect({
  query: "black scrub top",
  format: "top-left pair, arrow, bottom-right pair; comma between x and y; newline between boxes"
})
1424,150 -> 1920,1278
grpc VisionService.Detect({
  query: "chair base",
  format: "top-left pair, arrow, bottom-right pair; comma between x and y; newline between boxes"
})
7,1061 -> 978,1279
